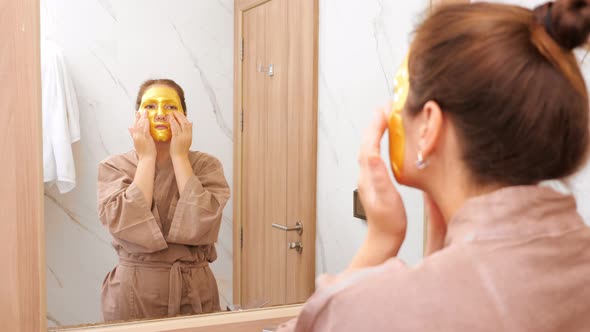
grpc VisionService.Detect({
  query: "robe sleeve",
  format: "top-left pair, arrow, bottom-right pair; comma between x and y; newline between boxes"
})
97,158 -> 168,253
166,156 -> 230,246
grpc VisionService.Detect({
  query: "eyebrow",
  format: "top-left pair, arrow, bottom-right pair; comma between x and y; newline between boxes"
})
141,98 -> 179,104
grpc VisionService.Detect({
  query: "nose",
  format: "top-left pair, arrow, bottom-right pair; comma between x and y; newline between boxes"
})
155,106 -> 167,122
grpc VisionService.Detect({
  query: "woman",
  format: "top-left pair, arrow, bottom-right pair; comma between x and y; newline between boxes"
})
98,79 -> 230,321
279,1 -> 590,331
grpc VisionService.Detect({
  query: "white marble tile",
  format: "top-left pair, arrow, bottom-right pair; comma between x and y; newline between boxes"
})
42,0 -> 234,326
316,0 -> 429,274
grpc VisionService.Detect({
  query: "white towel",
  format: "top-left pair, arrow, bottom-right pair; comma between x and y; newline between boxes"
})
42,40 -> 80,194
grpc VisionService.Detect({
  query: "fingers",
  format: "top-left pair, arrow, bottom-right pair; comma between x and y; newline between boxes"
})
172,111 -> 192,132
143,117 -> 150,135
359,107 -> 388,165
383,100 -> 393,118
367,156 -> 390,185
138,110 -> 144,129
173,111 -> 187,123
359,156 -> 394,200
133,111 -> 140,128
358,105 -> 391,200
169,113 -> 181,136
138,111 -> 146,133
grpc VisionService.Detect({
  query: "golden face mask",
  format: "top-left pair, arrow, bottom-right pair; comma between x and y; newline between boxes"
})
388,54 -> 409,180
139,86 -> 184,142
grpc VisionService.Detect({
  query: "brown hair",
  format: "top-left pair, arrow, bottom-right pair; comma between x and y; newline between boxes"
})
407,0 -> 590,186
135,79 -> 187,113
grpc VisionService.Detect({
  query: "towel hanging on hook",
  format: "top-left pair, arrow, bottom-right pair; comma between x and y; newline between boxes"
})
41,39 -> 81,194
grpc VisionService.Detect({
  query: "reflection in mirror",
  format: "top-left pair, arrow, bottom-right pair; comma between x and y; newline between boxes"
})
41,0 -> 435,329
41,0 -> 234,328
315,0 -> 430,275
97,79 -> 231,322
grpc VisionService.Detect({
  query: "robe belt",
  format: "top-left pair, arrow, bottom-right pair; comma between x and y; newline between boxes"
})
119,257 -> 209,317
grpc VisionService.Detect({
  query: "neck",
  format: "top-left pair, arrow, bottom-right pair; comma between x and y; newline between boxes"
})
424,167 -> 505,224
155,141 -> 171,166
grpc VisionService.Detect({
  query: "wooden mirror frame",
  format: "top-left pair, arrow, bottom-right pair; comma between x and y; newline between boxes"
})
1,0 -> 461,330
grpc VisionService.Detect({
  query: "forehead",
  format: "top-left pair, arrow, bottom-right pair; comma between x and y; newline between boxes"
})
141,85 -> 180,102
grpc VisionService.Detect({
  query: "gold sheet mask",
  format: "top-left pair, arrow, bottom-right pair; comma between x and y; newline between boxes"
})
139,86 -> 184,142
388,54 -> 409,180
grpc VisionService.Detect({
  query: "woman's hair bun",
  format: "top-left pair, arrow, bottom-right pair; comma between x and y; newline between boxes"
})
542,0 -> 590,49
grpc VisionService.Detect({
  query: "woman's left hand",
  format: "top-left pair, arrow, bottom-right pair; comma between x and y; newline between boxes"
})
169,112 -> 193,159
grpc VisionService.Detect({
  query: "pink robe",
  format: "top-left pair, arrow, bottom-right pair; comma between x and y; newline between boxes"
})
98,150 -> 230,321
279,186 -> 590,331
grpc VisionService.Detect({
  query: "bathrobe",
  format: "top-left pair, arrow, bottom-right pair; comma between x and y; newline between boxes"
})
278,185 -> 590,332
98,150 -> 230,321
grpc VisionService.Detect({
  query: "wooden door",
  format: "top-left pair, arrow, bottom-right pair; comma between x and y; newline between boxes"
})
241,0 -> 288,307
238,0 -> 317,307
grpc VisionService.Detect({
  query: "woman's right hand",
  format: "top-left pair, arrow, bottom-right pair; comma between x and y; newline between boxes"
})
358,108 -> 407,247
348,107 -> 407,270
129,111 -> 157,161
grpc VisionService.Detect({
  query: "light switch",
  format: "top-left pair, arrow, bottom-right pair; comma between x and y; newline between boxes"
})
353,189 -> 367,220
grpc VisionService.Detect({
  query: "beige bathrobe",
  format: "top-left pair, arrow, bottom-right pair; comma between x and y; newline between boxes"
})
279,186 -> 590,332
98,150 -> 230,322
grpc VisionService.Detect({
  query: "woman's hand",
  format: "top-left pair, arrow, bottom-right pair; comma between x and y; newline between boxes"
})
423,193 -> 447,256
358,107 -> 407,246
169,112 -> 193,160
169,112 -> 195,194
349,106 -> 407,270
129,111 -> 157,161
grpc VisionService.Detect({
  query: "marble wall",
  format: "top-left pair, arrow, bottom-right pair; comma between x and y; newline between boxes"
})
41,0 -> 234,327
316,0 -> 430,275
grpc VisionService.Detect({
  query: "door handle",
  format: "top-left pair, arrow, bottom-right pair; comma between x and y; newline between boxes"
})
271,221 -> 303,235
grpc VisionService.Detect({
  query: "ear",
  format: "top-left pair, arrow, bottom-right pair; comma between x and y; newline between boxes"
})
417,100 -> 443,159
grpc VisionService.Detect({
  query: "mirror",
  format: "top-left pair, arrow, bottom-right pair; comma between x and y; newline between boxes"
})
42,0 -> 235,327
41,0 -> 431,329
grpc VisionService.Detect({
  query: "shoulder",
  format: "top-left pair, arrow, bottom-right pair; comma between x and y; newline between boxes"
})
99,150 -> 138,171
303,247 -> 490,330
188,150 -> 224,171
340,246 -> 484,301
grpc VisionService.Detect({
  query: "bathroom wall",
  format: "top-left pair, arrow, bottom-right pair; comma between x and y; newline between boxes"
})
316,0 -> 430,275
41,0 -> 234,326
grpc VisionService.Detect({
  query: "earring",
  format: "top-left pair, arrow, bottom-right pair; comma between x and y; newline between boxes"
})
416,151 -> 429,170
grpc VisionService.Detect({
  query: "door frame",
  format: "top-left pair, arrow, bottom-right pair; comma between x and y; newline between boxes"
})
232,0 -> 320,305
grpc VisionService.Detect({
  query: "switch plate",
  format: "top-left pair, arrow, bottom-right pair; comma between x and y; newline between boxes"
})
353,189 -> 367,220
